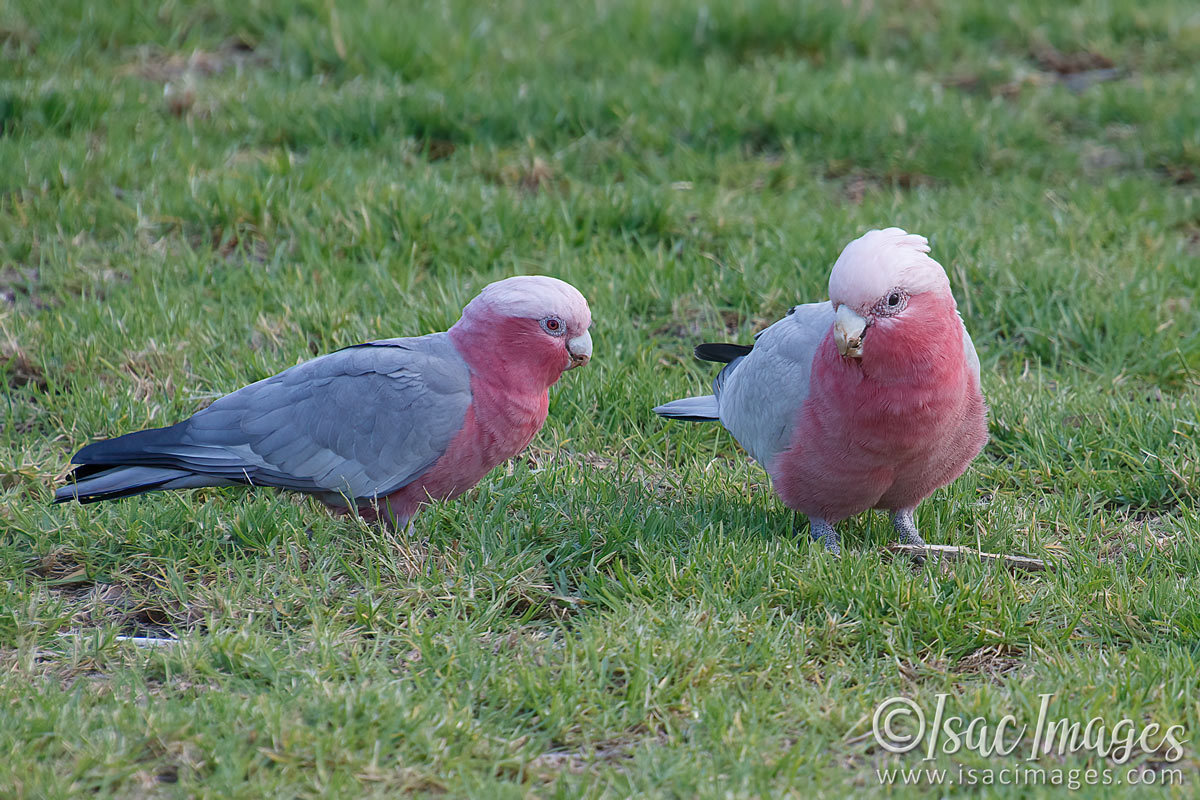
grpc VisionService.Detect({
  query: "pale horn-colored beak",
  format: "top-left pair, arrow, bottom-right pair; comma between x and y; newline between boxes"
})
833,305 -> 868,358
567,329 -> 592,368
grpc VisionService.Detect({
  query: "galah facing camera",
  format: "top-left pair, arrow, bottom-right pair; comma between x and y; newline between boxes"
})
654,228 -> 988,555
55,275 -> 593,528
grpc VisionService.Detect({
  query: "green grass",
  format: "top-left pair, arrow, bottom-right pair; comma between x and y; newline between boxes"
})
3,0 -> 1200,796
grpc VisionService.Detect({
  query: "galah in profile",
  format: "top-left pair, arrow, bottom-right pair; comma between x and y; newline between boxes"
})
654,228 -> 987,555
55,276 -> 593,527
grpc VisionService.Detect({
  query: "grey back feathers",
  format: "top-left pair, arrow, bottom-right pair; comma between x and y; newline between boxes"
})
56,333 -> 472,505
712,302 -> 834,467
652,302 -> 833,466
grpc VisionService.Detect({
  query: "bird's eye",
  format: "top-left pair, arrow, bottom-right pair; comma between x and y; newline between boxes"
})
540,317 -> 566,336
874,290 -> 907,316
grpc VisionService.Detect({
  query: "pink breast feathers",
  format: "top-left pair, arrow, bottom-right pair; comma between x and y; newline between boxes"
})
770,291 -> 988,523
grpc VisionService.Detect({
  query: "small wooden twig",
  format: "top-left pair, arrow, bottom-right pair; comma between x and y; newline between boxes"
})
56,632 -> 180,648
113,635 -> 180,647
887,544 -> 1051,573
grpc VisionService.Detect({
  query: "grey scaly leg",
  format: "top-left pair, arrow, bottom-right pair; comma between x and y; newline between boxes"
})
891,508 -> 926,547
809,516 -> 841,556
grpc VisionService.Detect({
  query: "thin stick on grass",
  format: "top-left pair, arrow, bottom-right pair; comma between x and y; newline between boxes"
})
57,633 -> 180,647
113,635 -> 180,647
887,543 -> 1050,572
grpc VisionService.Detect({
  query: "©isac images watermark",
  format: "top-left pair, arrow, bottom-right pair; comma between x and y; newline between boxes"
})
871,694 -> 1187,789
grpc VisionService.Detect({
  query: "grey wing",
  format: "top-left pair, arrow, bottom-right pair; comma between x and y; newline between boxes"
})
170,332 -> 472,501
715,302 -> 834,467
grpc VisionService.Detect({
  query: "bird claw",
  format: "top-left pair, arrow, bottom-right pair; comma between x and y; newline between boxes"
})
808,517 -> 841,557
891,509 -> 943,566
891,509 -> 926,548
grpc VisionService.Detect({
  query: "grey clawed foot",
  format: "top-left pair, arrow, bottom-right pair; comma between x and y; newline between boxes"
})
892,508 -> 938,567
891,509 -> 926,548
809,517 -> 841,557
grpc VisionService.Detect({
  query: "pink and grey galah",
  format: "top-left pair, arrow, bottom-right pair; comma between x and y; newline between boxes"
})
55,275 -> 593,527
654,228 -> 988,555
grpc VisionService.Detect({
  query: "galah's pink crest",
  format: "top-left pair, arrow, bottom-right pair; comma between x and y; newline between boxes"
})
55,275 -> 593,528
654,228 -> 988,554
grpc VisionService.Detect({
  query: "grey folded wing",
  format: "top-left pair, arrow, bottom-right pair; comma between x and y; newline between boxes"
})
77,332 -> 473,502
714,302 -> 834,467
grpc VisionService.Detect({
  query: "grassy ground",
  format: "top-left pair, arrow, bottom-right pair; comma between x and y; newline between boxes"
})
3,0 -> 1200,796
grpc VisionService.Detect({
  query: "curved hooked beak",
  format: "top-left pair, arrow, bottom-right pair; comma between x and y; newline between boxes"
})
833,305 -> 869,358
567,329 -> 592,368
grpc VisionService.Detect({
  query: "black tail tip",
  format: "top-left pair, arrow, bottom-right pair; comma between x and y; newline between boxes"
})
694,342 -> 752,363
52,484 -> 84,504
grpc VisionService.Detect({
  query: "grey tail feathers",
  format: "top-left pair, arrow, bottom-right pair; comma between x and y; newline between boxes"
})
656,341 -> 750,422
54,424 -> 229,504
54,465 -> 219,504
652,395 -> 719,422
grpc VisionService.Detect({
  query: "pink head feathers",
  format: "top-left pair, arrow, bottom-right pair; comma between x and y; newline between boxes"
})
462,275 -> 591,327
827,228 -> 952,316
825,228 -> 958,360
451,275 -> 593,388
